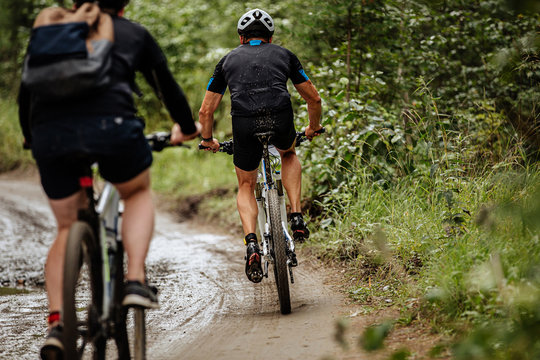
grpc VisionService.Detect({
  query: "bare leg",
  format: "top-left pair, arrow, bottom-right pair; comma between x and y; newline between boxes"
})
277,145 -> 302,213
46,190 -> 86,326
114,169 -> 154,283
235,167 -> 258,236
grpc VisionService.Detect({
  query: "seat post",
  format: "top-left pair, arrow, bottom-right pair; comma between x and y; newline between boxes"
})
255,132 -> 275,188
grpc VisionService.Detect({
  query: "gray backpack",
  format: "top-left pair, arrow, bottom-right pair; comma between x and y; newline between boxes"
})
22,3 -> 114,100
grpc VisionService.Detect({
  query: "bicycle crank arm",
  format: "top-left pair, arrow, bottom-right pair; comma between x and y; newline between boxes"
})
287,262 -> 295,284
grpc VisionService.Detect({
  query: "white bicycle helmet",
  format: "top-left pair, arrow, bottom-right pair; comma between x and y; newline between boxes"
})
237,9 -> 275,37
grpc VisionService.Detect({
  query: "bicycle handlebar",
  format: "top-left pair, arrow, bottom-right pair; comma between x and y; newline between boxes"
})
295,127 -> 326,145
198,127 -> 326,155
198,140 -> 234,155
146,132 -> 188,152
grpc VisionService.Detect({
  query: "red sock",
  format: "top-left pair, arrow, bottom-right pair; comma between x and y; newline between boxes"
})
48,311 -> 60,325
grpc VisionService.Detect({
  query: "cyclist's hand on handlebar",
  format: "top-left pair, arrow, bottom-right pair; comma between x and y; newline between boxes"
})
305,124 -> 324,141
199,138 -> 220,153
170,122 -> 202,145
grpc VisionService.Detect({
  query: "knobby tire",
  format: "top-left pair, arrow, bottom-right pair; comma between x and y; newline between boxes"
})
132,308 -> 146,360
268,189 -> 291,314
113,243 -> 131,360
63,221 -> 104,359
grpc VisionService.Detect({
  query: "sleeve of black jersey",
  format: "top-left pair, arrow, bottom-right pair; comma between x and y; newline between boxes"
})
206,57 -> 228,94
289,51 -> 310,85
140,30 -> 197,135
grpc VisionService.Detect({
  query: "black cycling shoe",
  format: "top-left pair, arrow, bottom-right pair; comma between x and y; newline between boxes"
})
245,241 -> 263,283
40,325 -> 64,360
122,280 -> 160,309
290,213 -> 310,242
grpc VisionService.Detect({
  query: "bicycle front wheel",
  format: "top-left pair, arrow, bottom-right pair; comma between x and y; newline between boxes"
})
129,307 -> 146,360
268,189 -> 291,314
63,221 -> 104,359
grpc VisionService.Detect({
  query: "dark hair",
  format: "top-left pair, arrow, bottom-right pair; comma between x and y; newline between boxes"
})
74,0 -> 129,11
239,22 -> 272,42
241,30 -> 271,42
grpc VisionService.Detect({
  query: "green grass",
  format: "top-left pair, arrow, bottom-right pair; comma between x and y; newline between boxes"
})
151,144 -> 237,198
308,164 -> 540,357
0,287 -> 30,296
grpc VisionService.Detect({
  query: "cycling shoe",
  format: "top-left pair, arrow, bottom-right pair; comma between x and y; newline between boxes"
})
245,241 -> 263,283
290,213 -> 310,242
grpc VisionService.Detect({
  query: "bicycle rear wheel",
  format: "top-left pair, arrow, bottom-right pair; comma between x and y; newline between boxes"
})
268,189 -> 291,314
63,221 -> 104,359
113,241 -> 146,360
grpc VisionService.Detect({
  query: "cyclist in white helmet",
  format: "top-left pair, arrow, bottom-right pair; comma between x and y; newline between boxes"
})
199,9 -> 322,283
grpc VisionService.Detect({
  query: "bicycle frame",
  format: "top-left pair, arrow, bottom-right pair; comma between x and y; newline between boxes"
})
255,135 -> 296,283
76,168 -> 129,352
94,180 -> 122,322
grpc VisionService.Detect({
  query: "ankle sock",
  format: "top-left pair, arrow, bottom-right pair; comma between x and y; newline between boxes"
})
48,311 -> 60,325
290,212 -> 302,221
244,233 -> 257,245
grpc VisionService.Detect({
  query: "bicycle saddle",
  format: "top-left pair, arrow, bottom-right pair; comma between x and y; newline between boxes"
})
254,131 -> 275,144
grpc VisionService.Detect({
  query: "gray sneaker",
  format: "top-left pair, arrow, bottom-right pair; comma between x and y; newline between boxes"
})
40,325 -> 63,360
122,280 -> 159,309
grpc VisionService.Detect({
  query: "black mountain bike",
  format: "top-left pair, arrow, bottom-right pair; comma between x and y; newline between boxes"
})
62,132 -> 175,359
201,128 -> 324,314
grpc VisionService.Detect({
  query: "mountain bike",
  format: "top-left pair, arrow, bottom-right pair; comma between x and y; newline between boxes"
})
62,132 -> 176,359
200,128 -> 324,314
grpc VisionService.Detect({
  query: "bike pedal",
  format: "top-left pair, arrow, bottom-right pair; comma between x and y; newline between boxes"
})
288,258 -> 298,268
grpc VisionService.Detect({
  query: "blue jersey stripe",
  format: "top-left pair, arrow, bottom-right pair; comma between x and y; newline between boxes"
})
206,77 -> 226,94
249,40 -> 263,46
299,69 -> 309,81
206,77 -> 214,90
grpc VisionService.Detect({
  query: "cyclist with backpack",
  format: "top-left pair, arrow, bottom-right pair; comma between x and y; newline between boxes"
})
18,0 -> 200,357
199,9 -> 323,283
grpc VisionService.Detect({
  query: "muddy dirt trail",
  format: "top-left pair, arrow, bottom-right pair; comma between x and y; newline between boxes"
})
0,172 -> 361,359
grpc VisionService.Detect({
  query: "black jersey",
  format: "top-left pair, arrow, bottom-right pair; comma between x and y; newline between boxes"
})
19,15 -> 196,142
206,40 -> 309,116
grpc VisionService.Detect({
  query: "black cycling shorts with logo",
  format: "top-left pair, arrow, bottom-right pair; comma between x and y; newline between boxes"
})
232,107 -> 296,172
31,116 -> 152,200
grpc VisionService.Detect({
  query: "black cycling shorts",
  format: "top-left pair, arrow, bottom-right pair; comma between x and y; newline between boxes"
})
232,107 -> 296,171
31,116 -> 153,200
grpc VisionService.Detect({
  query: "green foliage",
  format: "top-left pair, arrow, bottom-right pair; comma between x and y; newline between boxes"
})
360,321 -> 394,351
151,146 -> 236,198
0,98 -> 33,172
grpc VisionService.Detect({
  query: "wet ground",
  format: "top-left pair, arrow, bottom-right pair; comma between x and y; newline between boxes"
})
0,172 -> 356,359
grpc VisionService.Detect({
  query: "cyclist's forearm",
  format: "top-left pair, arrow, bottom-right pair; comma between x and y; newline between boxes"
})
199,112 -> 214,139
198,91 -> 223,138
307,98 -> 322,129
294,80 -> 322,129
